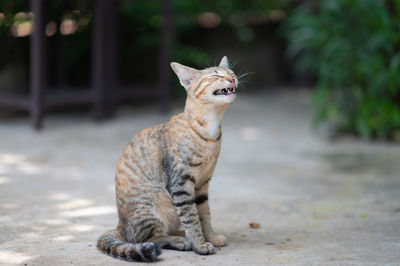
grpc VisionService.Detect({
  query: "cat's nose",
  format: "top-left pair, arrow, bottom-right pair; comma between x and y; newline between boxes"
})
225,76 -> 236,84
225,76 -> 237,87
227,77 -> 235,83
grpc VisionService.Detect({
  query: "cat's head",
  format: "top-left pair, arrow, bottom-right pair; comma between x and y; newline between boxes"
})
170,56 -> 238,105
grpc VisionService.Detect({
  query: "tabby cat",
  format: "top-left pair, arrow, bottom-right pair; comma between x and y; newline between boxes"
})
97,56 -> 238,262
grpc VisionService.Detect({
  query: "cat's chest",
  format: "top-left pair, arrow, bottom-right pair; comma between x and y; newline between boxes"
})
205,121 -> 221,140
190,141 -> 220,177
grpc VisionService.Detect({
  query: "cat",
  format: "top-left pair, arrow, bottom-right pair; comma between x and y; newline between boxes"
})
97,56 -> 238,262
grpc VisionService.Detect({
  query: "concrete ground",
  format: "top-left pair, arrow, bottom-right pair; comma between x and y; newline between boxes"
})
0,89 -> 399,266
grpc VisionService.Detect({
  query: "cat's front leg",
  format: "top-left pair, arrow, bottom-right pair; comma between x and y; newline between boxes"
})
169,174 -> 215,255
195,182 -> 227,247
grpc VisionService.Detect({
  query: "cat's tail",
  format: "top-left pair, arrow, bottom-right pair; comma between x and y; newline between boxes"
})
97,229 -> 162,262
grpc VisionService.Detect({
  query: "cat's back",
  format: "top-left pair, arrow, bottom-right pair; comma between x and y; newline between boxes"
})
125,113 -> 185,153
116,113 -> 190,179
116,123 -> 166,183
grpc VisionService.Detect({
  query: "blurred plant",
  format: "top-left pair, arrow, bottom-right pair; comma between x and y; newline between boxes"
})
282,0 -> 400,140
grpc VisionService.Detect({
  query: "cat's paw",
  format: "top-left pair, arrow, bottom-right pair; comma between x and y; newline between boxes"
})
164,236 -> 191,251
192,242 -> 215,255
208,234 -> 227,247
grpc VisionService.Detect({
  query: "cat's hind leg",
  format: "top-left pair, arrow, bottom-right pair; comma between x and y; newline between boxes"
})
126,207 -> 190,252
123,188 -> 191,252
148,235 -> 191,251
151,189 -> 191,251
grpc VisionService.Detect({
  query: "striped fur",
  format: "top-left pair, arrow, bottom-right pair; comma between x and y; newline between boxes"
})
97,56 -> 237,261
97,229 -> 161,262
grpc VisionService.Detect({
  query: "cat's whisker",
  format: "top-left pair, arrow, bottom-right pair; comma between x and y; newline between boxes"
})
229,58 -> 241,69
237,72 -> 254,86
237,72 -> 254,80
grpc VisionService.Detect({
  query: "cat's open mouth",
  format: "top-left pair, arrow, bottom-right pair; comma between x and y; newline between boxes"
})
213,87 -> 236,96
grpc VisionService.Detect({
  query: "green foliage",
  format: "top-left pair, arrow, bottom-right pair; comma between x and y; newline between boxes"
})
282,0 -> 400,139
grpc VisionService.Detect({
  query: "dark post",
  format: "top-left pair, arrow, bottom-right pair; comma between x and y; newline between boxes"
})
104,0 -> 118,114
158,0 -> 173,112
30,0 -> 46,130
56,0 -> 67,89
92,0 -> 107,120
92,0 -> 118,119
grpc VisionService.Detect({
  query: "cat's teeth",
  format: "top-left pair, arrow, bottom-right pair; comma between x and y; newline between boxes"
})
213,87 -> 236,96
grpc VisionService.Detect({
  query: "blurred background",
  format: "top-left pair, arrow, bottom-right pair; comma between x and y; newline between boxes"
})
1,0 -> 399,139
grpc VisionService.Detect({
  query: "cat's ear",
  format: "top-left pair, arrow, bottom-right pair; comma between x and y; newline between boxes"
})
219,56 -> 230,68
170,62 -> 199,88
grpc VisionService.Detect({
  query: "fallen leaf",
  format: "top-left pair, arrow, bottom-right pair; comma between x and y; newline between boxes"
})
249,222 -> 260,229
